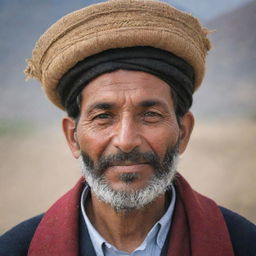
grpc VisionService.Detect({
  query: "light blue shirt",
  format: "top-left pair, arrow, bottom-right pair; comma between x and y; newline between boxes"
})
80,185 -> 176,256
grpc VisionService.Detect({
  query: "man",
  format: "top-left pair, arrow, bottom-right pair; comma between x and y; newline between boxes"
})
1,0 -> 255,255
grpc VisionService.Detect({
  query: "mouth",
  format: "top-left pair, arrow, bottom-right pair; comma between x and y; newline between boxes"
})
107,163 -> 151,173
108,160 -> 148,167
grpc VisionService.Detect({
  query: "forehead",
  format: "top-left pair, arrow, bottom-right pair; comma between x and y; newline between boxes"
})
81,70 -> 173,106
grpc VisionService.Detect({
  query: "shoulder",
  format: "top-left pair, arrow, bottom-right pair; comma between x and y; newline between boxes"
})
219,207 -> 256,256
0,214 -> 44,256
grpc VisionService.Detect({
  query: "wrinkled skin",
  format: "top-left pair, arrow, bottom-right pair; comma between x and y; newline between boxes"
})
63,70 -> 194,192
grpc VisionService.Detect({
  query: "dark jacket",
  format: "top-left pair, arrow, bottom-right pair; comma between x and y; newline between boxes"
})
0,207 -> 256,256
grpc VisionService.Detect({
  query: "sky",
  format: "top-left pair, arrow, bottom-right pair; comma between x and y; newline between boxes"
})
0,0 -> 253,22
165,0 -> 253,20
27,0 -> 255,22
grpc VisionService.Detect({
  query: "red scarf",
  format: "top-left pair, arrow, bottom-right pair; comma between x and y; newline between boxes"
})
28,174 -> 234,256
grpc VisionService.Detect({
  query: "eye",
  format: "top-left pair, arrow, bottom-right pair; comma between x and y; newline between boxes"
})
143,111 -> 163,123
144,111 -> 160,117
92,112 -> 114,125
94,113 -> 112,119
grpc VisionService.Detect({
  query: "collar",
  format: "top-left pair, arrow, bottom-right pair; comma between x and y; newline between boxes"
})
28,174 -> 234,256
80,185 -> 176,255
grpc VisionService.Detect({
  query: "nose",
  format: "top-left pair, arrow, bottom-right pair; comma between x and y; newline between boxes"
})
112,115 -> 142,153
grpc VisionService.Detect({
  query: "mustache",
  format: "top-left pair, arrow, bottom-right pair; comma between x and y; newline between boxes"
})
97,149 -> 161,172
81,148 -> 161,175
81,141 -> 179,177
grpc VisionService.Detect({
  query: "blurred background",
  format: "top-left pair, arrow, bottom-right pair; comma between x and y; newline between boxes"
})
0,0 -> 255,234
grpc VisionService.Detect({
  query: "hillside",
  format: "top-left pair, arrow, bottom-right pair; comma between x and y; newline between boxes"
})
192,1 -> 256,119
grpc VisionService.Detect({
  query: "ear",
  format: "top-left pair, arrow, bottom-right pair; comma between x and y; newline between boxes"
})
62,116 -> 81,159
178,111 -> 194,154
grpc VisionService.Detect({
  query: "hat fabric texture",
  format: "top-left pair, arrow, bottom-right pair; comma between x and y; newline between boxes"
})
24,0 -> 211,109
58,46 -> 195,118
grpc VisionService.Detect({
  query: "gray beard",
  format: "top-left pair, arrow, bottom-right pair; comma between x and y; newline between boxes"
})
79,147 -> 179,212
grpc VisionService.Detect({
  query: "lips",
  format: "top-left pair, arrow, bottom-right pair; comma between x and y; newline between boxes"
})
107,163 -> 151,173
107,160 -> 148,167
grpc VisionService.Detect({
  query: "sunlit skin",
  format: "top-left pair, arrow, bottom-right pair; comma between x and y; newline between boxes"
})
63,70 -> 194,252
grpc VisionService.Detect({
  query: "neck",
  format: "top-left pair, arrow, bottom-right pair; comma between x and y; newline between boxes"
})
85,190 -> 169,253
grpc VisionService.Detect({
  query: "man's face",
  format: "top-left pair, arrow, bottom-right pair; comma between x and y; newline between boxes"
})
63,70 -> 194,210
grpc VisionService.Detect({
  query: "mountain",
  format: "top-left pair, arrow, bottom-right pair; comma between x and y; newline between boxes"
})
0,1 -> 255,124
166,0 -> 253,21
192,1 -> 256,119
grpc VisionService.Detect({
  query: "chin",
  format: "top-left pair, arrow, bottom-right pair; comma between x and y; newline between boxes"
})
85,169 -> 177,212
79,147 -> 179,212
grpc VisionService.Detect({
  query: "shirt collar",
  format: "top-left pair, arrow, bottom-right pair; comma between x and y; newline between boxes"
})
80,184 -> 176,255
80,187 -> 106,256
156,185 -> 176,248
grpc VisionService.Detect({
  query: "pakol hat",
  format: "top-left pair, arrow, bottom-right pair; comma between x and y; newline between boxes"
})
24,0 -> 211,109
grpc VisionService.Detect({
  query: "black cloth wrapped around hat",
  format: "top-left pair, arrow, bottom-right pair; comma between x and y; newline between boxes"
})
57,46 -> 195,118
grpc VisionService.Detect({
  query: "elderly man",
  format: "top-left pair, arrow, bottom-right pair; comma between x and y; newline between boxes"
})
1,0 -> 256,255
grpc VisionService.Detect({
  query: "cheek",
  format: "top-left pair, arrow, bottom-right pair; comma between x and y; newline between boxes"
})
143,123 -> 180,159
77,125 -> 113,160
76,115 -> 180,161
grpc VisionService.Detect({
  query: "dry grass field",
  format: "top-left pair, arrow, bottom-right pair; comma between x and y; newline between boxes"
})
0,119 -> 256,234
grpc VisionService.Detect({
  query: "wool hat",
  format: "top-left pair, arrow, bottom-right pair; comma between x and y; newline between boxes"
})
24,0 -> 211,110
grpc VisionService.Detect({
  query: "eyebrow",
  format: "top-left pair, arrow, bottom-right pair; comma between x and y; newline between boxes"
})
87,99 -> 168,113
139,100 -> 167,109
87,102 -> 114,113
